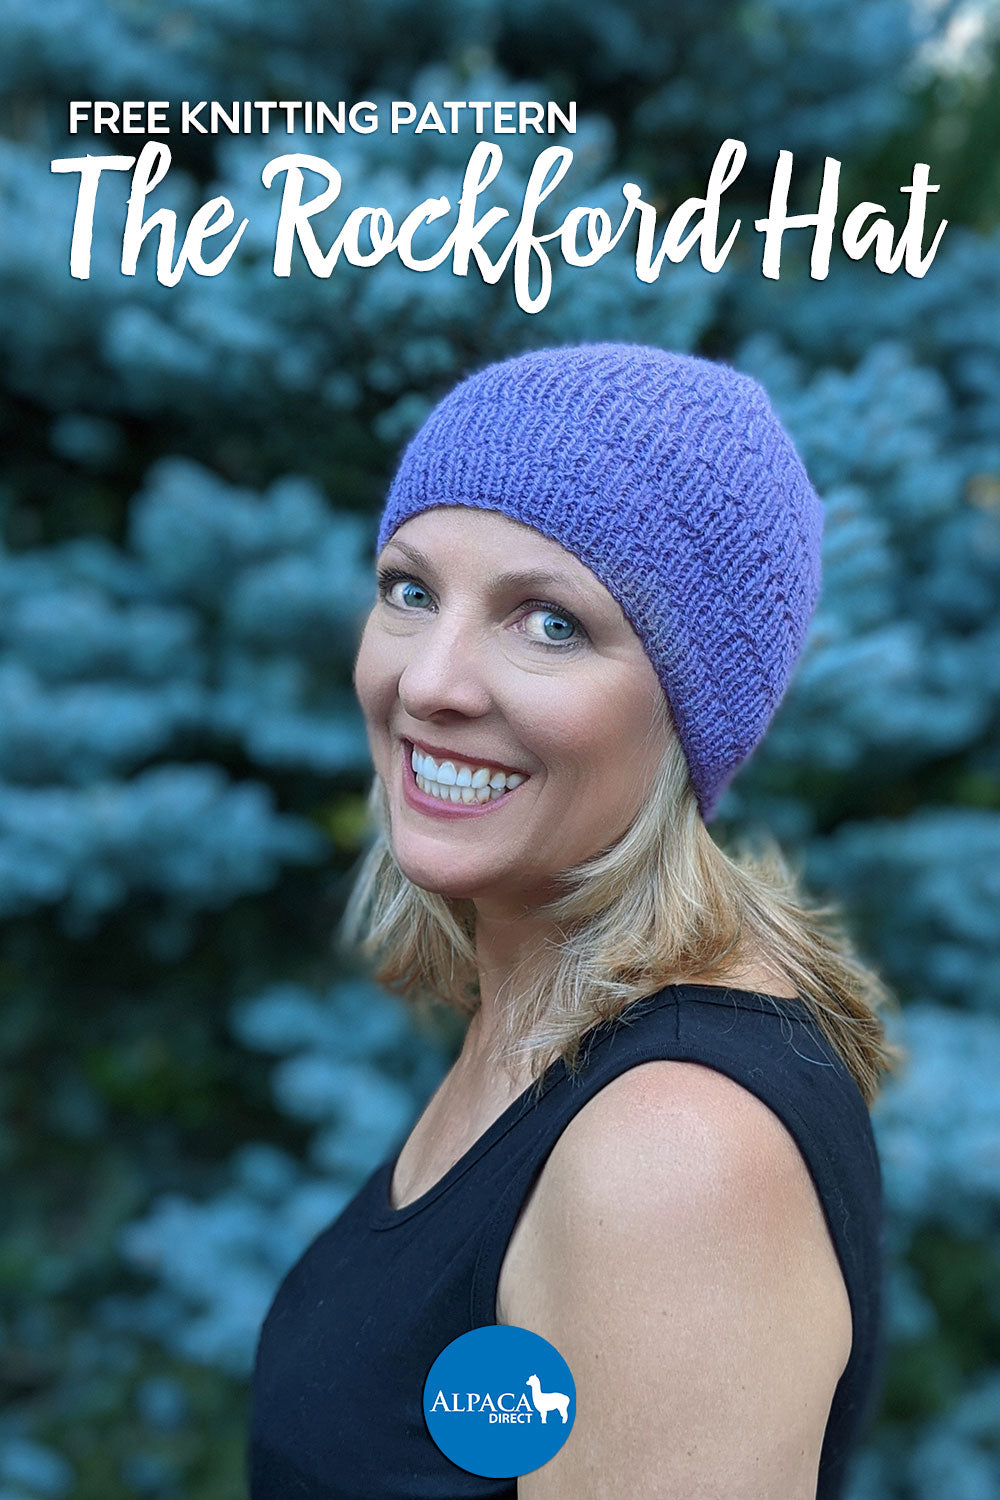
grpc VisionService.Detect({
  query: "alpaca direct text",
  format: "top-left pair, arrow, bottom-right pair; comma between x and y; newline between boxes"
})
50,138 -> 948,312
428,1391 -> 537,1423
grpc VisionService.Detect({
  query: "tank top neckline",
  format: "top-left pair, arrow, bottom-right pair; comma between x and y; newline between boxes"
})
368,982 -> 810,1230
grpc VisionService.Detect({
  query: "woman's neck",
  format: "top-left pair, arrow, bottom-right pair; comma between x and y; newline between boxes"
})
469,907 -> 562,1040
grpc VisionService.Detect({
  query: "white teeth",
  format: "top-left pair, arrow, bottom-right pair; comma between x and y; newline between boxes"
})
414,772 -> 512,804
408,745 -> 529,806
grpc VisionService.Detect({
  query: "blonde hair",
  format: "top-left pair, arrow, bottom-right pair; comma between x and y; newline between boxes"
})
339,697 -> 906,1110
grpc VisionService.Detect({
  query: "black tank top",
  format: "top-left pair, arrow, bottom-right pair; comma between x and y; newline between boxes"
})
248,983 -> 886,1500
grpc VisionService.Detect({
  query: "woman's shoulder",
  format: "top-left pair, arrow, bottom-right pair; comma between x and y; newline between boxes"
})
505,1050 -> 854,1323
546,1055 -> 820,1217
502,1058 -> 854,1494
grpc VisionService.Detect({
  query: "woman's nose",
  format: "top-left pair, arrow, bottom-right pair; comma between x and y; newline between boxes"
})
396,616 -> 493,721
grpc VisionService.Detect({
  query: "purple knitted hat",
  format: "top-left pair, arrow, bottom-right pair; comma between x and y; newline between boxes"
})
376,343 -> 824,823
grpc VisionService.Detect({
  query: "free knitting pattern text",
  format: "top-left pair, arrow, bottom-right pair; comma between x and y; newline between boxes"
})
49,138 -> 947,311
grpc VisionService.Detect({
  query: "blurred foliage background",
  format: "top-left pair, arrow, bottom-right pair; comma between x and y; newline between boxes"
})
2,2 -> 1000,1496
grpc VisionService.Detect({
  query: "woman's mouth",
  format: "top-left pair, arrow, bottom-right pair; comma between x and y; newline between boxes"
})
401,741 -> 529,818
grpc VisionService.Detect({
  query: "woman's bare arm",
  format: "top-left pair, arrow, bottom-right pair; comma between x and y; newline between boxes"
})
511,1061 -> 854,1500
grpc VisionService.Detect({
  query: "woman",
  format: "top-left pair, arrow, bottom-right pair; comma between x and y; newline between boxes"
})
249,344 -> 904,1499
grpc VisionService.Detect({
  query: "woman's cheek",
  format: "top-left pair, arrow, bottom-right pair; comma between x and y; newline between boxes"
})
353,623 -> 389,721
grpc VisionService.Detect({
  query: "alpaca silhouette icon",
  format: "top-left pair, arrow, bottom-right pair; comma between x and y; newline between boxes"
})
526,1373 -> 570,1424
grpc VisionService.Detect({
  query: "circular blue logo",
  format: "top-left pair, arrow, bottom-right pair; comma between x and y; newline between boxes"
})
423,1325 -> 576,1478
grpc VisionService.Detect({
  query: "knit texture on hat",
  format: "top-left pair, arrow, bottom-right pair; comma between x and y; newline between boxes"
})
376,343 -> 824,823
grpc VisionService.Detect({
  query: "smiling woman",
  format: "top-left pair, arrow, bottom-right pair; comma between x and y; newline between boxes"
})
248,343 -> 905,1500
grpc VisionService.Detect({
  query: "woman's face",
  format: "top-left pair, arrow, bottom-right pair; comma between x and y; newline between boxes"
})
353,507 -> 673,911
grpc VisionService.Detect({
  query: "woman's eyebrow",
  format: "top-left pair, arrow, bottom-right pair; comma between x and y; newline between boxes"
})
487,566 -> 600,606
382,538 -> 602,609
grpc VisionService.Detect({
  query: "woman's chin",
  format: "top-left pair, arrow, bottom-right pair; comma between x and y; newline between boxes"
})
391,854 -> 484,901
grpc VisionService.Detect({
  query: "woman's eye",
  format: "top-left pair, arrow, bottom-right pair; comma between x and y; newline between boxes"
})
393,580 -> 431,608
521,606 -> 583,648
377,569 -> 431,608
